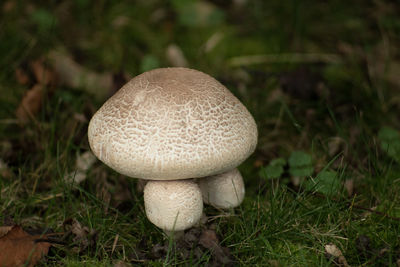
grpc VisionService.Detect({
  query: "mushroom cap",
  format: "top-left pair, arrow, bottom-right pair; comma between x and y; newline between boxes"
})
144,180 -> 203,231
88,67 -> 257,180
199,168 -> 245,209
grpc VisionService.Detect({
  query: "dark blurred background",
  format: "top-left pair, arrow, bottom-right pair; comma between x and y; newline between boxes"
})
1,1 -> 400,265
1,0 -> 399,167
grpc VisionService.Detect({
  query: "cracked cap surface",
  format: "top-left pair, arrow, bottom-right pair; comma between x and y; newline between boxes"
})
88,67 -> 257,180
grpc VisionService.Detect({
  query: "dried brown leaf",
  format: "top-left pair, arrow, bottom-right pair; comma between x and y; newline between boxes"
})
2,0 -> 15,13
15,84 -> 43,123
30,60 -> 55,85
0,225 -> 13,238
325,243 -> 350,266
0,225 -> 52,267
199,229 -> 233,265
48,50 -> 112,100
199,229 -> 219,249
15,68 -> 30,85
63,219 -> 97,253
71,220 -> 89,241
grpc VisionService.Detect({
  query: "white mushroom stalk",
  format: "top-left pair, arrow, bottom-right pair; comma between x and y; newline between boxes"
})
88,67 -> 257,234
144,180 -> 202,236
199,168 -> 245,209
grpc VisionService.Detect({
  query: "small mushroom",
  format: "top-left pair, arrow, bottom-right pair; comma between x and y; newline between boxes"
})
88,68 -> 257,234
199,168 -> 245,209
144,180 -> 203,235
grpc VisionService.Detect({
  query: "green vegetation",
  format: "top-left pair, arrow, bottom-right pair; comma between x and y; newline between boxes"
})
1,0 -> 400,265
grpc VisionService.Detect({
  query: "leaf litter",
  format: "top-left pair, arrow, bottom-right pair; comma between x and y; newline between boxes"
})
47,49 -> 113,101
0,225 -> 59,267
145,226 -> 235,266
63,218 -> 98,254
324,243 -> 350,266
15,58 -> 56,124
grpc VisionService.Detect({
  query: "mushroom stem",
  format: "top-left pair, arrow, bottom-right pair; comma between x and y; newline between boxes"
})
198,168 -> 245,209
144,180 -> 203,232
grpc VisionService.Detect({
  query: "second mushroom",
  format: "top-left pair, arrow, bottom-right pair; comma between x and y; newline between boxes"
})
88,67 -> 257,235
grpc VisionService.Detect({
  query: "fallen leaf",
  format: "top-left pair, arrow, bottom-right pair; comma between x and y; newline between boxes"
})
63,219 -> 97,253
198,229 -> 219,249
325,243 -> 349,266
15,84 -> 43,123
2,0 -> 15,13
30,59 -> 55,85
199,229 -> 234,265
48,50 -> 112,100
15,68 -> 30,85
0,225 -> 52,267
0,225 -> 13,238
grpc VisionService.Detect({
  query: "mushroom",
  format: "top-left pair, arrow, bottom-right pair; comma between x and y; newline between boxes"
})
199,168 -> 245,209
88,67 -> 257,234
144,180 -> 202,236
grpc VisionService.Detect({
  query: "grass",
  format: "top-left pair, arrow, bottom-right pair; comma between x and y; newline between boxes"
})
1,0 -> 400,266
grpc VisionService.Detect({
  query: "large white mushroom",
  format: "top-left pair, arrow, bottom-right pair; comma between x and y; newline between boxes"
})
88,67 -> 257,234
